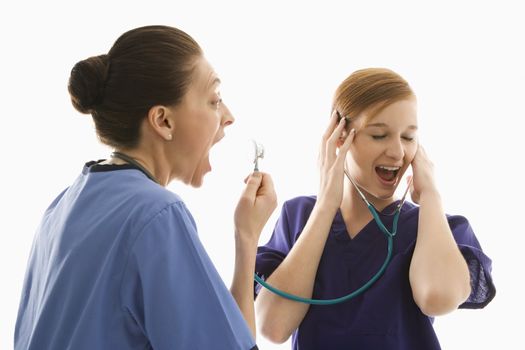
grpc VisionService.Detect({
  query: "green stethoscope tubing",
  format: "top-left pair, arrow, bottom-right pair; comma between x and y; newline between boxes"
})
254,167 -> 411,305
253,204 -> 400,305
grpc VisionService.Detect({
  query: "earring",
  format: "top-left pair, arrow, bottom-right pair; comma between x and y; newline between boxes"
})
167,134 -> 172,141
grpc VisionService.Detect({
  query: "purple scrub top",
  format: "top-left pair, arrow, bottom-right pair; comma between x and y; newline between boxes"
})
255,196 -> 495,350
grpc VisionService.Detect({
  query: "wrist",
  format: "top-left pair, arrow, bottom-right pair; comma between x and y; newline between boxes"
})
419,188 -> 441,204
313,199 -> 340,215
234,231 -> 259,249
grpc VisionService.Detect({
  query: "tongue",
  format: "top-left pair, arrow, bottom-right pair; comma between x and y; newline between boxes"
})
376,168 -> 396,181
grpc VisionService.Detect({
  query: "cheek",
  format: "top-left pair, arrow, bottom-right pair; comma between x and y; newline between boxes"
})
195,113 -> 220,140
406,144 -> 418,162
346,149 -> 368,172
350,137 -> 376,163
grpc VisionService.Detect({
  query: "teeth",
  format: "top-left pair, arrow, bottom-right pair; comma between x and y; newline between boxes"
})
378,166 -> 400,171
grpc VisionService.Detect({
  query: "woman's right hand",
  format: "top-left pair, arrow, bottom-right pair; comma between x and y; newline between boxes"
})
231,172 -> 276,339
234,172 -> 277,244
316,111 -> 355,211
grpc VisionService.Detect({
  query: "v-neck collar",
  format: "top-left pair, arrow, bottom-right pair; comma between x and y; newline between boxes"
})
331,200 -> 402,244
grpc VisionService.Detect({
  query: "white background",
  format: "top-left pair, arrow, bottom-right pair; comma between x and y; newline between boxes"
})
1,1 -> 523,349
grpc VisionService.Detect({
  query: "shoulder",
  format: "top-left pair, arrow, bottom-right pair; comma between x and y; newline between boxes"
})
445,213 -> 479,245
265,195 -> 317,240
399,201 -> 471,227
85,166 -> 192,233
445,213 -> 471,228
282,195 -> 317,214
86,160 -> 185,209
136,181 -> 184,207
400,202 -> 477,243
45,187 -> 70,212
106,168 -> 185,213
133,201 -> 198,249
125,201 -> 200,273
134,186 -> 196,234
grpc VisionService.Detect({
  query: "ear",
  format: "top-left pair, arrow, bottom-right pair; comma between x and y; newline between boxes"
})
147,105 -> 174,141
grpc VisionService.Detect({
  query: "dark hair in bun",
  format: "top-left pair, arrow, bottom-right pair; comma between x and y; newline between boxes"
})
68,54 -> 109,114
68,25 -> 202,149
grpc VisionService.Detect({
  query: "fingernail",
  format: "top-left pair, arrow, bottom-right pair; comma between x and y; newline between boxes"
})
350,129 -> 356,134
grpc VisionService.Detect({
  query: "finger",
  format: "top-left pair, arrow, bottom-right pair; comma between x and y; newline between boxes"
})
322,110 -> 339,141
406,175 -> 414,192
253,173 -> 277,212
258,173 -> 276,197
408,176 -> 417,202
326,118 -> 348,164
320,110 -> 339,165
335,128 -> 355,166
413,143 -> 432,168
418,144 -> 431,162
241,172 -> 263,201
411,144 -> 422,165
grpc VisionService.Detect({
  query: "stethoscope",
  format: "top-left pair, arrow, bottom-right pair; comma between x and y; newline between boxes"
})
110,148 -> 412,306
253,141 -> 413,305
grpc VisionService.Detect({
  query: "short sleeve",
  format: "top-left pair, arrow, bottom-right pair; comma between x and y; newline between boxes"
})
121,202 -> 256,350
448,215 -> 496,309
255,203 -> 295,297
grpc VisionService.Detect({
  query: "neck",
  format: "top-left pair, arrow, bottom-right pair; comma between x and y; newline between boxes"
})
340,179 -> 396,220
111,146 -> 171,186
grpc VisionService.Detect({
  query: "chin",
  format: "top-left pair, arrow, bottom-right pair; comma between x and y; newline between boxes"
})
179,173 -> 203,188
367,186 -> 397,201
189,170 -> 209,188
189,176 -> 204,188
377,193 -> 395,201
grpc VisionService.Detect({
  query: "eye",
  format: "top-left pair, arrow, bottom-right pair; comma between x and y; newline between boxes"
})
212,98 -> 222,109
402,136 -> 415,141
372,135 -> 386,140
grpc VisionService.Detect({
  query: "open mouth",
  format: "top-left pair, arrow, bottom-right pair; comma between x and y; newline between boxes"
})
375,165 -> 400,183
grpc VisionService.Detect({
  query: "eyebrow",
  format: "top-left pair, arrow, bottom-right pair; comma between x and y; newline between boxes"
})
366,122 -> 418,130
207,77 -> 221,90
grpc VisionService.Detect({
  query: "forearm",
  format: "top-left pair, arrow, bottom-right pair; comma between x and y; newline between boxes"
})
256,204 -> 335,343
230,235 -> 258,339
409,191 -> 471,316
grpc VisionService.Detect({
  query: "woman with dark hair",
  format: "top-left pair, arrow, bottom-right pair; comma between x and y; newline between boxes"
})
15,25 -> 276,350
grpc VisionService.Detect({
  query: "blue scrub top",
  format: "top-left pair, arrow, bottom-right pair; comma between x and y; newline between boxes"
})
255,196 -> 495,350
15,161 -> 257,350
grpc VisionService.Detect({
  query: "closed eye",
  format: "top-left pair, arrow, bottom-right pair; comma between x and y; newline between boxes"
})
372,134 -> 416,141
212,98 -> 223,108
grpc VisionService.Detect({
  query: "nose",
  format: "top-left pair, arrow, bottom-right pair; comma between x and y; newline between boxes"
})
385,137 -> 404,160
221,103 -> 235,127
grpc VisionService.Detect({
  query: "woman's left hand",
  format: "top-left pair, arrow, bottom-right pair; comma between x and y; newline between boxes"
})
408,144 -> 439,204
